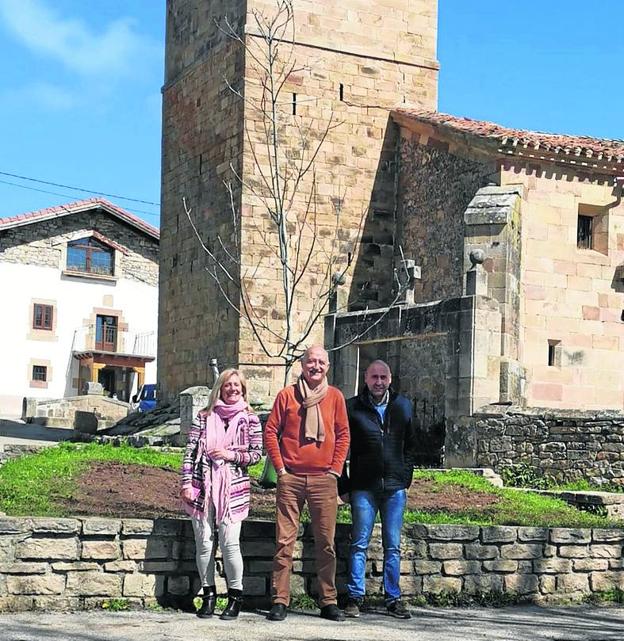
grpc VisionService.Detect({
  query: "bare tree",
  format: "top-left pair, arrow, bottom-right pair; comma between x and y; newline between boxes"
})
183,0 -> 412,387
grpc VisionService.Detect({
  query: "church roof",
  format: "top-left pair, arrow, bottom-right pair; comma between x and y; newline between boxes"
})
393,109 -> 624,166
0,198 -> 160,240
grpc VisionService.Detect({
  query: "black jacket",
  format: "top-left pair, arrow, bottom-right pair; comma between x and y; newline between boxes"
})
345,389 -> 416,493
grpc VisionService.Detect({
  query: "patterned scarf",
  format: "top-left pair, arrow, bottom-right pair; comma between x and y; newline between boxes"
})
199,398 -> 248,523
297,375 -> 328,442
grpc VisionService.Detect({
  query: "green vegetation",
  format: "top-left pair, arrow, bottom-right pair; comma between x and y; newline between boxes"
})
586,587 -> 624,605
0,444 -> 622,528
406,469 -> 620,528
289,593 -> 318,611
0,442 -> 182,517
101,597 -> 131,611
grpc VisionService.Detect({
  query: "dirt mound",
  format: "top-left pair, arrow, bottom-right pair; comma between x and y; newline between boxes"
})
60,462 -> 499,520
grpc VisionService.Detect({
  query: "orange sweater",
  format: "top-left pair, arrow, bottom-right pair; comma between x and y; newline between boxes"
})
264,384 -> 350,475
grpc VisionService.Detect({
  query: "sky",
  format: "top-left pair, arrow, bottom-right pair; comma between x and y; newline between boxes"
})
0,1 -> 622,227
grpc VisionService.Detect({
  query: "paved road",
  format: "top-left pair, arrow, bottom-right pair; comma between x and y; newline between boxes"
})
0,417 -> 73,448
1,605 -> 623,641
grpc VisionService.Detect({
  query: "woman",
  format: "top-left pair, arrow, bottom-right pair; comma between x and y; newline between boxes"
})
180,369 -> 262,620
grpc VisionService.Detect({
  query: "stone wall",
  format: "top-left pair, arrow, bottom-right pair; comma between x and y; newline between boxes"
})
22,395 -> 129,429
0,210 -> 158,286
328,295 -> 502,438
396,132 -> 497,304
1,516 -> 623,611
468,408 -> 624,485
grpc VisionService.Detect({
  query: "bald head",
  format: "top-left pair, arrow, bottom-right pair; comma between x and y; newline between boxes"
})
301,345 -> 330,389
365,360 -> 392,401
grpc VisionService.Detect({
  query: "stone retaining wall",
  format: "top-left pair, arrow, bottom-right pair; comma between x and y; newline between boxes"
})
470,408 -> 624,485
1,517 -> 623,611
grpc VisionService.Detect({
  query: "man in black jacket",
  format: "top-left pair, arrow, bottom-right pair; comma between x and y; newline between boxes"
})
344,360 -> 416,619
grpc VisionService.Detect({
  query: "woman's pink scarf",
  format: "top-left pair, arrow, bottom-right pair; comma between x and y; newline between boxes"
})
197,398 -> 248,524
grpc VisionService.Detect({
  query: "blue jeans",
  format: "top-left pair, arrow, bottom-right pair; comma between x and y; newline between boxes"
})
347,489 -> 407,603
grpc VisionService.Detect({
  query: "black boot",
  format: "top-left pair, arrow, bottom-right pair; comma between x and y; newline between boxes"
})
219,588 -> 243,620
196,585 -> 217,618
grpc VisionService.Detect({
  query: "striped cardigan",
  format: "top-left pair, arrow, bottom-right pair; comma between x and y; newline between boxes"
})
181,409 -> 262,523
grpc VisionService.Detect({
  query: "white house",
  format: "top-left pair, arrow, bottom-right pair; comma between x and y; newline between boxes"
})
0,198 -> 159,416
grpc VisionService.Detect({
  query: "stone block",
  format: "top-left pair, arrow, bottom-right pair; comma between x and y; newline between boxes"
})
122,538 -> 170,560
593,529 -> 624,543
558,545 -> 590,559
7,574 -> 65,595
0,595 -> 35,612
482,560 -> 518,573
481,527 -> 517,543
533,559 -> 572,574
141,561 -> 179,573
398,575 -> 422,595
573,559 -> 608,572
242,575 -> 267,596
31,519 -> 80,534
442,560 -> 481,576
590,544 -> 622,559
556,573 -> 590,593
428,543 -> 463,560
81,541 -> 121,560
464,544 -> 498,560
81,519 -> 122,536
500,544 -> 543,560
123,573 -> 164,597
0,563 -> 48,574
121,520 -> 156,535
103,560 -> 138,573
463,573 -> 504,595
66,571 -> 122,596
422,525 -> 479,542
17,538 -> 79,561
33,596 -> 81,611
549,529 -> 591,544
51,562 -> 100,572
504,573 -> 539,595
539,575 -> 556,594
167,576 -> 190,595
247,560 -> 274,573
413,560 -> 441,575
241,540 -> 277,557
590,571 -> 624,591
517,527 -> 548,542
422,575 -> 461,594
0,519 -> 31,534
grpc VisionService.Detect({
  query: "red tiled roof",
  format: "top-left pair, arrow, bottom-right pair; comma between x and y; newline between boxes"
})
392,109 -> 624,165
0,197 -> 160,239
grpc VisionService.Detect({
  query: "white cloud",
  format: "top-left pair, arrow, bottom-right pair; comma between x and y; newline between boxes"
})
0,0 -> 154,77
1,81 -> 76,110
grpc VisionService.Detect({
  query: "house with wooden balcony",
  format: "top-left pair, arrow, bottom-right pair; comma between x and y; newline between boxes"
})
0,198 -> 159,416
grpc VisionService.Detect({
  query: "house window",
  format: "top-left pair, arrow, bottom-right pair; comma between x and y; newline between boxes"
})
67,237 -> 114,276
548,340 -> 562,367
577,214 -> 593,249
32,365 -> 47,382
33,304 -> 53,330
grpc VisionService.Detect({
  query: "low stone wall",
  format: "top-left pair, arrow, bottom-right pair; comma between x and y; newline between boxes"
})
23,396 -> 129,428
470,408 -> 624,485
1,516 -> 623,611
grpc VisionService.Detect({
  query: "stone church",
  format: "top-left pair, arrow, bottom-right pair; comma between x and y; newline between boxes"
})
160,1 -> 624,481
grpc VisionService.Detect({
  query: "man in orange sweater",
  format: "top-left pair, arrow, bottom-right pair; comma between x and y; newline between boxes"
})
264,345 -> 350,622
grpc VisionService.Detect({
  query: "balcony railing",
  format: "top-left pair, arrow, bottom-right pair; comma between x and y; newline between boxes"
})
72,326 -> 156,357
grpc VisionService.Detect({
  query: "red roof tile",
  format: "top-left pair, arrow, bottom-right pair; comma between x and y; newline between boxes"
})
0,197 -> 160,239
392,109 -> 624,165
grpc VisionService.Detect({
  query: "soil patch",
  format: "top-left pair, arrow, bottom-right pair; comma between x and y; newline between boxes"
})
60,462 -> 499,519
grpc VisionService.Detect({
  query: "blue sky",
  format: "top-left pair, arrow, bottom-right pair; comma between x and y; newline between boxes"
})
0,1 -> 622,226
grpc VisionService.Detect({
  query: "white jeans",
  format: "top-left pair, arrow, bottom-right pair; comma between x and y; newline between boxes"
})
191,503 -> 243,592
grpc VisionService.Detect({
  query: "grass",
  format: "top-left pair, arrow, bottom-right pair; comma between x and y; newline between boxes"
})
0,444 -> 622,528
0,442 -> 182,517
404,469 -> 619,528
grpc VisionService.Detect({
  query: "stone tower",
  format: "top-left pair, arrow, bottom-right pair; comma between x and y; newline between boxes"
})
159,0 -> 439,401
